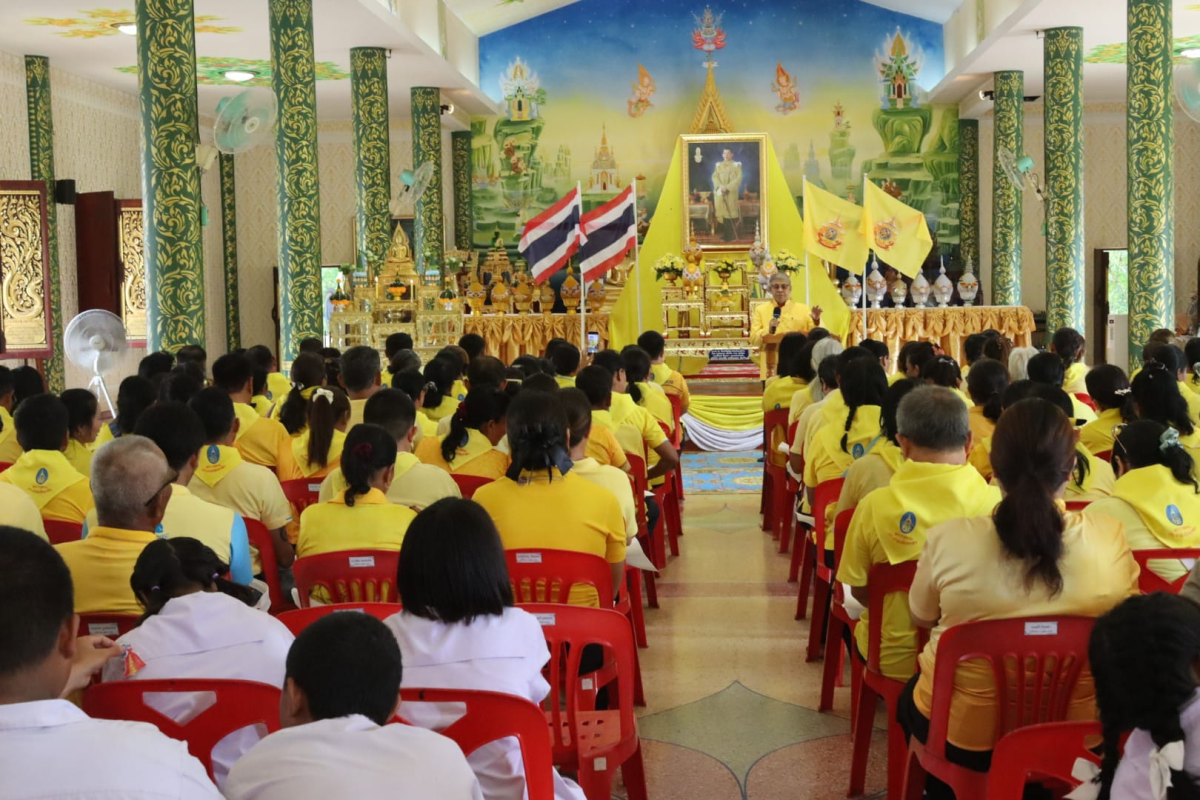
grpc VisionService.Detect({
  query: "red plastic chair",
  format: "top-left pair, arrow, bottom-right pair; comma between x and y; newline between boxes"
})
779,420 -> 800,554
292,549 -> 400,607
276,602 -> 403,635
985,721 -> 1103,800
848,561 -> 923,798
244,518 -> 292,614
654,421 -> 683,557
818,508 -> 860,714
78,613 -> 139,638
625,450 -> 659,609
82,679 -> 281,782
523,603 -> 647,800
280,478 -> 322,517
1093,449 -> 1112,463
44,518 -> 83,545
1131,547 -> 1200,594
761,409 -> 790,537
1064,500 -> 1091,511
797,478 -> 845,625
451,473 -> 494,499
398,688 -> 556,800
788,452 -> 810,584
900,616 -> 1096,800
0,461 -> 11,473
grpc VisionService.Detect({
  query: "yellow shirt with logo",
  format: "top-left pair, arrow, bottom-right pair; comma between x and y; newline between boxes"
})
63,439 -> 94,478
56,526 -> 158,615
838,461 -> 1001,680
909,507 -> 1139,751
1079,407 -> 1123,456
319,451 -> 461,510
266,372 -> 293,407
0,482 -> 47,541
233,402 -> 303,480
414,429 -> 510,480
0,406 -> 22,464
291,428 -> 346,479
1088,464 -> 1200,582
296,488 -> 415,558
763,376 -> 806,412
474,470 -> 626,607
650,362 -> 690,412
451,380 -> 468,403
789,384 -> 817,425
634,383 -> 673,429
0,449 -> 93,523
585,424 -> 629,470
834,442 -> 905,522
188,445 -> 292,530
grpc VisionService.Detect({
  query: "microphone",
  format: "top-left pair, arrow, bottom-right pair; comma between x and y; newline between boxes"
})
772,307 -> 781,320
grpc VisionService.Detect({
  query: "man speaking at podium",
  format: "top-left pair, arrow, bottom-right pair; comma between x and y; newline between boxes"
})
751,273 -> 822,378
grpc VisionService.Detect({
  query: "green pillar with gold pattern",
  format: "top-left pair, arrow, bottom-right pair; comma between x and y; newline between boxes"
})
135,0 -> 205,354
24,56 -> 64,391
351,47 -> 391,279
1044,28 -> 1085,335
411,87 -> 444,275
219,153 -> 240,351
1127,0 -> 1174,367
270,0 -> 322,365
991,70 -> 1023,306
452,130 -> 473,251
957,119 -> 979,272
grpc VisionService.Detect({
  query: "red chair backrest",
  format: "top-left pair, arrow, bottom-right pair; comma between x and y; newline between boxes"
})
812,478 -> 845,542
44,519 -> 83,545
451,473 -> 494,499
0,461 -> 11,473
244,518 -> 288,612
1073,393 -> 1097,412
505,549 -> 614,606
82,679 -> 281,781
923,616 -> 1095,758
398,688 -> 555,800
764,408 -> 789,468
1093,449 -> 1112,463
78,613 -> 139,638
985,721 -> 1103,800
1064,500 -> 1091,512
280,479 -> 322,515
667,394 -> 683,447
864,561 -> 921,674
275,602 -> 402,635
1131,547 -> 1200,595
521,604 -> 638,763
292,549 -> 400,607
624,452 -> 651,539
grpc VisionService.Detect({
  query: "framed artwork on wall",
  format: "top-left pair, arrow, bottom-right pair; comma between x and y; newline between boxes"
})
680,133 -> 768,252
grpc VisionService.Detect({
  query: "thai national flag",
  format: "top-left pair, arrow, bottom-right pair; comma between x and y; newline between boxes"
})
578,185 -> 637,283
518,187 -> 585,285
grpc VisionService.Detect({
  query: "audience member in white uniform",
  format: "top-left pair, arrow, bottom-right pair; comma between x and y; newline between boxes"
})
100,537 -> 294,788
224,611 -> 482,800
387,498 -> 585,800
0,526 -> 219,799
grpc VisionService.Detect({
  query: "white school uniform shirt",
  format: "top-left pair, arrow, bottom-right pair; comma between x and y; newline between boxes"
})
100,591 -> 294,788
0,698 -> 220,799
223,714 -> 483,800
387,608 -> 586,800
1112,688 -> 1200,799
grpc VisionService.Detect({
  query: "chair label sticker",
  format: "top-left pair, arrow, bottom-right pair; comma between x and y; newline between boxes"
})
1024,621 -> 1057,636
534,613 -> 556,626
516,552 -> 543,563
349,556 -> 376,567
88,623 -> 119,636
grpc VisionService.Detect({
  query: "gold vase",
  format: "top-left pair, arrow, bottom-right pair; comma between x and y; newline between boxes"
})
560,267 -> 582,314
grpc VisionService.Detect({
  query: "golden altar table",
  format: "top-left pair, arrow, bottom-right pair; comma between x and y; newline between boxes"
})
463,314 -> 610,365
846,305 -> 1035,368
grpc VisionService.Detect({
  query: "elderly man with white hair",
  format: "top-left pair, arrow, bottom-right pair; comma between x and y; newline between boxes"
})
55,436 -> 173,615
751,273 -> 823,380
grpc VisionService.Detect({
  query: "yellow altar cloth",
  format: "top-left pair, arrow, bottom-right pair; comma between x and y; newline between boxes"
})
463,314 -> 610,365
846,305 -> 1035,368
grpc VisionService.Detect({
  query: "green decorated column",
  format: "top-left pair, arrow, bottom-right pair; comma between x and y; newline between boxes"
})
135,0 -> 205,353
1127,0 -> 1174,367
451,130 -> 473,251
411,87 -> 444,274
24,56 -> 64,391
991,70 -> 1023,306
958,119 -> 979,272
1044,28 -> 1085,334
351,47 -> 391,278
270,0 -> 322,364
219,153 -> 240,350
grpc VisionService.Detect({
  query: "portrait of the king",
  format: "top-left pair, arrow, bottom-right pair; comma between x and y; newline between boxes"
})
682,135 -> 766,250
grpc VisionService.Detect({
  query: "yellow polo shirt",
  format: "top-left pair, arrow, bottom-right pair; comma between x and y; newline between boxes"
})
554,376 -> 576,389
291,429 -> 346,479
414,429 -> 510,480
63,439 -> 94,478
834,442 -> 905,522
451,380 -> 468,403
0,482 -> 47,541
266,372 -> 293,406
650,362 -> 690,412
296,488 -> 415,558
56,526 -> 158,615
763,376 -> 806,412
188,445 -> 292,530
319,451 -> 461,510
422,394 -> 459,422
967,405 -> 994,446
474,470 -> 626,607
1064,362 -> 1089,395
585,424 -> 629,470
250,394 -> 273,417
92,420 -> 117,451
610,393 -> 669,483
414,410 -> 440,442
348,398 -> 368,429
0,450 -> 93,524
233,402 -> 303,480
1070,394 -> 1098,425
0,406 -> 22,464
789,384 -> 817,425
1079,407 -> 1123,456
750,300 -> 814,346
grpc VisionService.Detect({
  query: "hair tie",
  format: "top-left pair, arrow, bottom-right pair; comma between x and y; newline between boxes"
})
1114,388 -> 1132,396
1063,756 -> 1101,800
150,585 -> 160,592
211,573 -> 219,580
1160,427 -> 1182,452
1147,360 -> 1169,373
1193,361 -> 1200,375
312,387 -> 334,403
353,442 -> 373,459
1149,740 -> 1185,800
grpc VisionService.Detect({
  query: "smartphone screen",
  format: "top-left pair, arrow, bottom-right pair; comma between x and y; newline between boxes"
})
586,331 -> 600,354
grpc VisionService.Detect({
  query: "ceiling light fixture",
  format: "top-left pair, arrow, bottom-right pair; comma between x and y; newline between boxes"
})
112,22 -> 137,35
224,70 -> 257,82
1182,47 -> 1200,59
440,103 -> 455,115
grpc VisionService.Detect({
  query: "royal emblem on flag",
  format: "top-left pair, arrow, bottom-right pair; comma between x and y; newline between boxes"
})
816,217 -> 845,251
873,217 -> 899,251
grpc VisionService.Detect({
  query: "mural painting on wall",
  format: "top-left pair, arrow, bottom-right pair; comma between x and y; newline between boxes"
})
473,0 -> 961,272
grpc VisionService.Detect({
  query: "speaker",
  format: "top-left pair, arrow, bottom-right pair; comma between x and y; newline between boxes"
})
54,179 -> 76,205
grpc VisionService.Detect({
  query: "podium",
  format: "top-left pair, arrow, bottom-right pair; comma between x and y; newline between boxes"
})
761,333 -> 784,379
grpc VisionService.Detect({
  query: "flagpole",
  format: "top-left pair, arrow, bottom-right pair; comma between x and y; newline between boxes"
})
633,177 -> 643,334
861,173 -> 869,345
577,181 -> 587,354
802,178 -> 810,306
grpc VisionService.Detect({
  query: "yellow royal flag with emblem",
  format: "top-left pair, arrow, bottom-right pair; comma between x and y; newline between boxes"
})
802,179 -> 869,271
860,180 -> 932,278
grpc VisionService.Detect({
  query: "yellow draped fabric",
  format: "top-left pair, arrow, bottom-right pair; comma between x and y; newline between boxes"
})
686,395 -> 764,432
846,306 -> 1035,369
462,314 -> 609,365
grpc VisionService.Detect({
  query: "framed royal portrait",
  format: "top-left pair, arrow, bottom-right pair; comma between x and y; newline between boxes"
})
680,133 -> 768,252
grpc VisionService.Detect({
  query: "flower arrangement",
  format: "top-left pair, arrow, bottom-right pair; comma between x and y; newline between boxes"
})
708,256 -> 740,275
444,253 -> 464,273
773,249 -> 802,273
654,253 -> 685,280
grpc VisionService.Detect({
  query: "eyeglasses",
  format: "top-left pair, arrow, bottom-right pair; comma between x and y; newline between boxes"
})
143,471 -> 178,507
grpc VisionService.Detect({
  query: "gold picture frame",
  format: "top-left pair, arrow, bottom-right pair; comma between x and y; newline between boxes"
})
680,133 -> 769,253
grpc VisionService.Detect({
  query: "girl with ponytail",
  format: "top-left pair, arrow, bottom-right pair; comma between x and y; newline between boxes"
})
1133,361 -> 1200,449
965,357 -> 1009,443
472,391 -> 627,608
621,345 -> 673,427
420,355 -> 460,423
1089,420 -> 1200,583
1144,343 -> 1200,425
834,378 -> 917,519
1081,364 -> 1136,455
290,386 -> 350,478
103,537 -> 294,786
274,352 -> 327,435
414,388 -> 511,480
297,424 -> 414,562
920,353 -> 972,407
1185,336 -> 1200,396
1052,327 -> 1088,394
1089,594 -> 1200,800
898,398 -> 1138,774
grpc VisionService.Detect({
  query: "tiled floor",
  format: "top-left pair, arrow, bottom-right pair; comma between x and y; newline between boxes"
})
679,452 -> 764,494
616,493 -> 889,799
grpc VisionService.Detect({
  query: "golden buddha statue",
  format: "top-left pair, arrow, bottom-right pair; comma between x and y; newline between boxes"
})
376,222 -> 418,299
